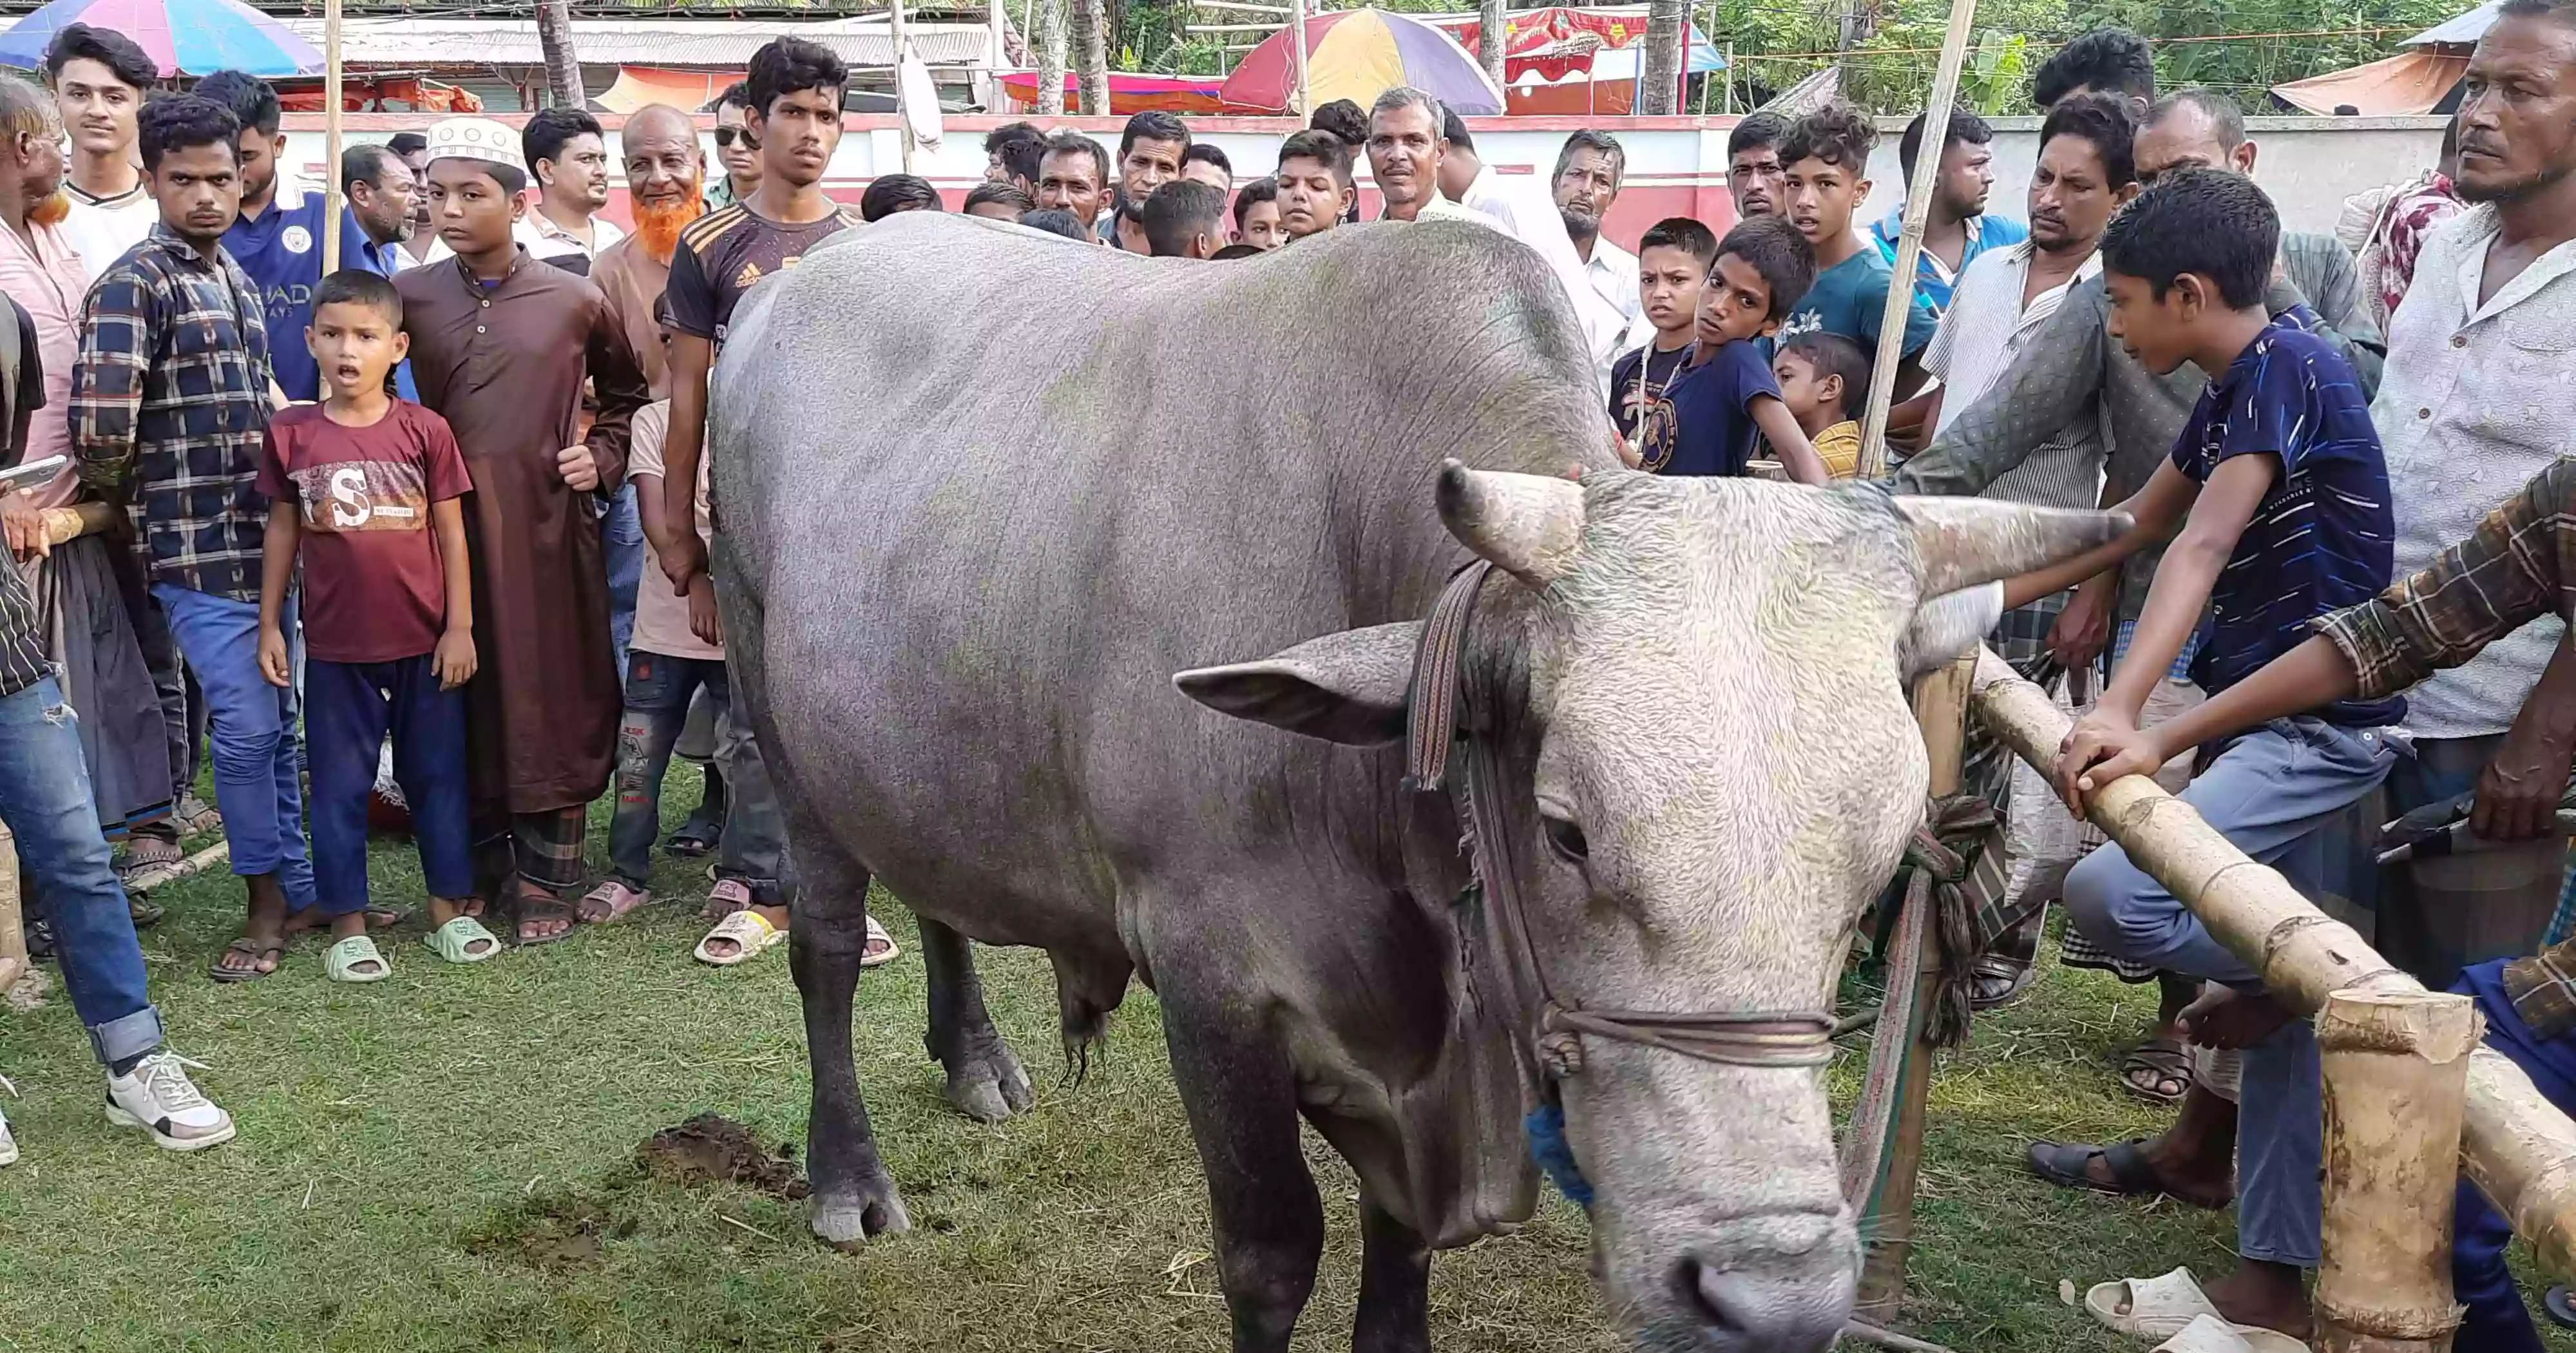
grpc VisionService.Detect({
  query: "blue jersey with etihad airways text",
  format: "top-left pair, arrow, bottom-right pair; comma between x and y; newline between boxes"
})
224,189 -> 413,402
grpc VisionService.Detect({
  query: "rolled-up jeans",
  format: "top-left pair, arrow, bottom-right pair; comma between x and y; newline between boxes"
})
151,584 -> 316,909
2065,716 -> 2394,1269
0,676 -> 162,1064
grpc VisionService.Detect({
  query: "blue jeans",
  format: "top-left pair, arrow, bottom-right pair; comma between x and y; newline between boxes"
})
306,655 -> 472,912
2454,959 -> 2574,1352
604,651 -> 785,901
0,678 -> 161,1064
2066,716 -> 2394,1269
152,585 -> 315,909
602,485 -> 643,682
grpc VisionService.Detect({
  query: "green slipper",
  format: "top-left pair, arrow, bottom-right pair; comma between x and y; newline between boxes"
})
324,934 -> 391,984
421,916 -> 501,964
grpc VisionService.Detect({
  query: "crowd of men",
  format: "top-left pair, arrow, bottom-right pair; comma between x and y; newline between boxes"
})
1,8 -> 2575,1347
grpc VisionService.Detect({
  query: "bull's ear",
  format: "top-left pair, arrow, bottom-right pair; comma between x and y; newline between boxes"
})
1897,582 -> 2003,682
1894,497 -> 2132,596
1174,622 -> 1422,747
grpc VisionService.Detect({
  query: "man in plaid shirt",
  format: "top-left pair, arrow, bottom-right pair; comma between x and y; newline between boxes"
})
2058,448 -> 2576,1352
72,94 -> 316,982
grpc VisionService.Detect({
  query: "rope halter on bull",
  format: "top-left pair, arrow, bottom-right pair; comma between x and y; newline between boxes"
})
1400,560 -> 2000,1213
1400,559 -> 1840,1205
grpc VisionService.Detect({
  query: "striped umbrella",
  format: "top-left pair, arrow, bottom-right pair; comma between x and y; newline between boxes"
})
0,0 -> 325,78
1221,10 -> 1506,116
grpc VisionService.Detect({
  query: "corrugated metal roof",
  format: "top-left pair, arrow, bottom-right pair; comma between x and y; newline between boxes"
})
276,16 -> 993,68
2404,0 -> 2497,48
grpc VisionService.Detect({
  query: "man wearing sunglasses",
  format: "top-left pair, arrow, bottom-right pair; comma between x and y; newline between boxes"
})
707,81 -> 761,212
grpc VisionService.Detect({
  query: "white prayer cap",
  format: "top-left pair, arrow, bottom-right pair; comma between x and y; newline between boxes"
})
423,117 -> 528,178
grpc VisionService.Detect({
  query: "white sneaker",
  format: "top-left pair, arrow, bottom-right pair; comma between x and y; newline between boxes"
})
0,1089 -> 17,1167
104,1051 -> 236,1152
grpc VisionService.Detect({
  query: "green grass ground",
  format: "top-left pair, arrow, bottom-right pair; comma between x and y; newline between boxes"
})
0,765 -> 2564,1352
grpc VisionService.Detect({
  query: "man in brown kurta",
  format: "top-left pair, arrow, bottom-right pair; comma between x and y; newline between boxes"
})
587,102 -> 704,399
396,117 -> 649,939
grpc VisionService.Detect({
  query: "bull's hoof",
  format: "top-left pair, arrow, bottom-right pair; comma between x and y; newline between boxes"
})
944,1044 -> 1035,1124
811,1178 -> 911,1249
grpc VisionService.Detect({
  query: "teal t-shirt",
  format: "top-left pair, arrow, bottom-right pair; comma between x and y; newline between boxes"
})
1773,246 -> 1940,370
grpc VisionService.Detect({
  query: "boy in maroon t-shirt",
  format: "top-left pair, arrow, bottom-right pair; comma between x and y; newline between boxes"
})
255,271 -> 488,982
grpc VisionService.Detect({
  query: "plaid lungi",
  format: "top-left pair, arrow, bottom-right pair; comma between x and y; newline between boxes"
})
475,805 -> 590,893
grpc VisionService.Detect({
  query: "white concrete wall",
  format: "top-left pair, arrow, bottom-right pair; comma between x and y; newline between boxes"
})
1856,115 -> 2449,240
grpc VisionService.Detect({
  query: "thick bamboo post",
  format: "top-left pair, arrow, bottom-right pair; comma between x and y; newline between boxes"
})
1855,655 -> 1972,1317
0,822 -> 22,996
321,0 -> 343,275
1967,646 -> 2576,1279
2314,989 -> 2479,1352
891,0 -> 919,175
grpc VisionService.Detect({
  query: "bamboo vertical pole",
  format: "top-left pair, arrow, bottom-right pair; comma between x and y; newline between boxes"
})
891,0 -> 919,175
321,0 -> 343,275
1290,0 -> 1312,119
1969,646 -> 2576,1280
1854,0 -> 1979,478
1855,655 -> 1973,1318
0,823 -> 22,997
2315,990 -> 2480,1352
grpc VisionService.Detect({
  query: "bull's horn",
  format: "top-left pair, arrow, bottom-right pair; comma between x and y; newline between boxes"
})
1894,497 -> 2133,597
1437,461 -> 1584,588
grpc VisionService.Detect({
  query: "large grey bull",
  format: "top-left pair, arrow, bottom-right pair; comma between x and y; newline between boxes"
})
707,211 -> 2119,1352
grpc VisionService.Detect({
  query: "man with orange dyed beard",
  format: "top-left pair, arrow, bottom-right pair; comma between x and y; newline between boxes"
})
591,104 -> 705,398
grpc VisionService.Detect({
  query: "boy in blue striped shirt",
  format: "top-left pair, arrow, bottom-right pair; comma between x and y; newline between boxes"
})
1999,168 -> 2396,1341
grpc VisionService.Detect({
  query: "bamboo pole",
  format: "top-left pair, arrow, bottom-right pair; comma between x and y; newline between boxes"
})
0,823 -> 23,998
891,0 -> 919,175
1854,655 -> 1972,1317
1289,0 -> 1312,119
1967,646 -> 2576,1279
321,0 -> 343,275
2314,989 -> 2479,1352
1853,0 -> 1979,478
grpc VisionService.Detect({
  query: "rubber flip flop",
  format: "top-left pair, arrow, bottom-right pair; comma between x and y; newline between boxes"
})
2027,1139 -> 2233,1210
208,937 -> 283,983
2545,1285 -> 2576,1329
323,934 -> 391,984
694,908 -> 784,966
861,914 -> 901,968
2153,1314 -> 2309,1353
578,880 -> 651,925
511,896 -> 580,947
2086,1267 -> 2225,1340
421,915 -> 502,964
2121,1035 -> 2194,1105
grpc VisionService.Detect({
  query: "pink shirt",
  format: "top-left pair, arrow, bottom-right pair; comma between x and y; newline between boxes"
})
0,218 -> 93,508
625,400 -> 721,662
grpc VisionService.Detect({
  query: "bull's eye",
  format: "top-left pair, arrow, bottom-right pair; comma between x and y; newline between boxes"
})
1541,814 -> 1589,863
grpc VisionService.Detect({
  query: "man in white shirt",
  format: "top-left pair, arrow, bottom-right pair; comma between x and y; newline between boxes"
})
515,107 -> 624,271
1916,92 -> 2138,1006
42,23 -> 156,282
1552,130 -> 1643,350
2362,10 -> 2576,988
1365,89 -> 1500,231
1425,106 -> 1625,385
